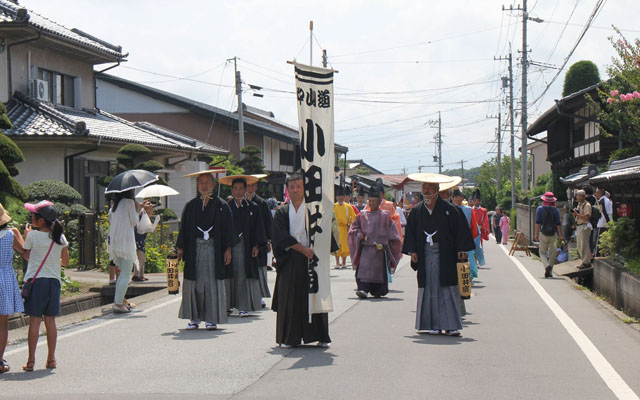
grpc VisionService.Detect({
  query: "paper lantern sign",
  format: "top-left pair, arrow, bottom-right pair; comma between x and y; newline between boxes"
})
617,203 -> 632,218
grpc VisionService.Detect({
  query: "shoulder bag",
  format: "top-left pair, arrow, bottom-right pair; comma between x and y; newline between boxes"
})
21,240 -> 55,300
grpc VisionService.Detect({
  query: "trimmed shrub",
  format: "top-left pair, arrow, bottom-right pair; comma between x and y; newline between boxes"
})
118,144 -> 151,158
157,208 -> 177,221
135,160 -> 163,172
25,180 -> 82,203
0,132 -> 24,166
0,103 -> 11,130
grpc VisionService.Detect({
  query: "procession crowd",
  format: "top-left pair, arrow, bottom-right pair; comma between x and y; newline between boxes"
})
2,168 -> 611,374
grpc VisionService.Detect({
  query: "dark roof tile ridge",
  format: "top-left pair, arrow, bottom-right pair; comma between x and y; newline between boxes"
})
13,91 -> 83,133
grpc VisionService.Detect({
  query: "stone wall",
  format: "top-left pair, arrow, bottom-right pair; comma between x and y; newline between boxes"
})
594,259 -> 640,319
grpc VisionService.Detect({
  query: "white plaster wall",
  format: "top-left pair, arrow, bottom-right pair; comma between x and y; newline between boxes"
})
166,160 -> 208,218
530,140 -> 551,186
14,145 -> 66,186
96,80 -> 188,114
10,45 -> 96,108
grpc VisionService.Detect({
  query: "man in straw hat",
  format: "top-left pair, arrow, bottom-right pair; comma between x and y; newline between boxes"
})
220,174 -> 266,317
271,172 -> 331,348
246,174 -> 272,307
177,170 -> 237,330
534,192 -> 563,278
402,173 -> 475,336
348,188 -> 403,299
573,189 -> 593,269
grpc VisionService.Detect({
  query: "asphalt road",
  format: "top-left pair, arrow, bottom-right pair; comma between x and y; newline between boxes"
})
2,239 -> 639,399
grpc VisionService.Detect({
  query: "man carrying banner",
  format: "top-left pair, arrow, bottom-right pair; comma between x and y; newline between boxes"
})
221,175 -> 266,317
177,170 -> 236,330
348,189 -> 403,299
271,173 -> 331,348
402,173 -> 475,336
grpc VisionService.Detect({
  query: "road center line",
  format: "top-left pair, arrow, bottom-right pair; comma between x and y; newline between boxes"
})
498,243 -> 639,400
5,296 -> 181,357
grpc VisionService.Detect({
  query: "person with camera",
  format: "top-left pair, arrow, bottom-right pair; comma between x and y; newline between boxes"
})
573,190 -> 593,269
534,192 -> 563,278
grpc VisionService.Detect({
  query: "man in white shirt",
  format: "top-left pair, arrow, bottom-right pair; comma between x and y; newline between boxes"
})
595,187 -> 613,255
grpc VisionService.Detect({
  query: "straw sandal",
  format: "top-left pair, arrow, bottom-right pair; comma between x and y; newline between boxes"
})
22,360 -> 35,372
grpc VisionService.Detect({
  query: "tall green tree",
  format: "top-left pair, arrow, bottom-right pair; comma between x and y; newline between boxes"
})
594,29 -> 640,161
563,60 -> 601,97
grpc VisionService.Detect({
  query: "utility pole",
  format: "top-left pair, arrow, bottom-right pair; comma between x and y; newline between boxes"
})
486,113 -> 502,192
427,112 -> 442,173
508,51 -> 516,208
437,112 -> 442,173
521,0 -> 529,191
460,160 -> 464,188
496,46 -> 517,208
230,57 -> 245,159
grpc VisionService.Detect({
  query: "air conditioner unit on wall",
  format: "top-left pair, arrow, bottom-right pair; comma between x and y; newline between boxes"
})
33,79 -> 48,101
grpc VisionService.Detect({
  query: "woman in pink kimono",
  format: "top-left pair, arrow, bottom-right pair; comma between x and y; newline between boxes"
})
499,210 -> 511,245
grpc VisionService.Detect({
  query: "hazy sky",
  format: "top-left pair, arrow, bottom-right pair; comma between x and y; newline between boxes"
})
20,0 -> 639,173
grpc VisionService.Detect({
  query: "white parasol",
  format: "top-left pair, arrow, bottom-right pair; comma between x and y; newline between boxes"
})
135,184 -> 180,198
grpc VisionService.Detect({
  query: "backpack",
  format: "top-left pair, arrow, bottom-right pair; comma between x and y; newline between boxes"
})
541,207 -> 556,236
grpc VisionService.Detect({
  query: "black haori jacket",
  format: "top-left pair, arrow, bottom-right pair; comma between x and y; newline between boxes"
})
402,197 -> 475,288
227,198 -> 266,279
251,194 -> 272,266
177,196 -> 237,281
271,203 -> 339,271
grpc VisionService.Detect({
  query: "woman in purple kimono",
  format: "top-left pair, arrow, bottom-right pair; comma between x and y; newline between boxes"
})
348,190 -> 403,299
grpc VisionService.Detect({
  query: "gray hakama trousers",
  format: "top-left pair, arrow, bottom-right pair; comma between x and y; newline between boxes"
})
225,240 -> 262,312
258,266 -> 271,298
178,238 -> 227,324
416,243 -> 463,331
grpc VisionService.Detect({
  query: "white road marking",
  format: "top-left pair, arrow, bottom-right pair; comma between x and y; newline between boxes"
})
5,296 -> 181,357
498,243 -> 639,400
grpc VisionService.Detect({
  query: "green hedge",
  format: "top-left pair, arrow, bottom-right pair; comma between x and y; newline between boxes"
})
25,180 -> 82,203
0,132 -> 23,166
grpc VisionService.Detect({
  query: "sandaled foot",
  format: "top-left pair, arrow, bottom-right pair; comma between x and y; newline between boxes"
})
0,359 -> 9,373
46,359 -> 57,369
22,360 -> 35,372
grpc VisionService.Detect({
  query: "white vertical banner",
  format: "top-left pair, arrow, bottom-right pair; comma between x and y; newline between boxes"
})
293,62 -> 334,314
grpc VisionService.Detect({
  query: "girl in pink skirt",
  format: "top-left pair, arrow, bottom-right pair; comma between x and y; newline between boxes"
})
499,210 -> 511,245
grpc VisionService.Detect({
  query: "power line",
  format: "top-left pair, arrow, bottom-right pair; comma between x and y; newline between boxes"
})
529,0 -> 608,108
330,26 -> 501,59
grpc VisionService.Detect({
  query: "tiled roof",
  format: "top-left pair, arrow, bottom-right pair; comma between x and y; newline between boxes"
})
560,166 -> 591,185
590,156 -> 640,184
4,92 -> 228,155
0,0 -> 125,60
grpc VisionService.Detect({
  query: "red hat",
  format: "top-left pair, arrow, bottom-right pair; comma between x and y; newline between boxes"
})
541,192 -> 557,203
